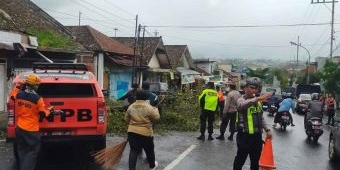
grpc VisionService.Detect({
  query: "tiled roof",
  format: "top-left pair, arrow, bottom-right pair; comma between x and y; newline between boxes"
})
165,45 -> 187,68
113,36 -> 171,68
0,0 -> 82,50
106,53 -> 133,66
66,26 -> 133,55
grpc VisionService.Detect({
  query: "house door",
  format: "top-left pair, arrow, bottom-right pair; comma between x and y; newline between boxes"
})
0,64 -> 5,112
109,71 -> 132,99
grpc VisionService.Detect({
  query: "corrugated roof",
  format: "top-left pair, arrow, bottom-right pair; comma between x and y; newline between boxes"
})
66,26 -> 133,55
0,0 -> 83,51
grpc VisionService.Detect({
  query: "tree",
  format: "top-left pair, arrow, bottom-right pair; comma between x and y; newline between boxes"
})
246,67 -> 270,83
318,59 -> 340,93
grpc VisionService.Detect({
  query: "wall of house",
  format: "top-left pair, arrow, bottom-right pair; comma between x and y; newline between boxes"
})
182,54 -> 190,68
76,54 -> 95,73
218,63 -> 232,72
148,54 -> 161,68
109,70 -> 132,99
93,53 -> 104,89
196,62 -> 214,74
0,62 -> 5,111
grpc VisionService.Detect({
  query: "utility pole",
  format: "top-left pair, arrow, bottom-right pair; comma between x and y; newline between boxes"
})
113,28 -> 118,37
78,11 -> 81,26
296,36 -> 300,66
132,15 -> 139,85
311,0 -> 338,58
290,41 -> 311,84
154,29 -> 159,37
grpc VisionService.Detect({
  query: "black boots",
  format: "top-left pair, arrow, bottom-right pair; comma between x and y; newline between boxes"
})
228,133 -> 234,141
216,135 -> 225,140
197,134 -> 214,140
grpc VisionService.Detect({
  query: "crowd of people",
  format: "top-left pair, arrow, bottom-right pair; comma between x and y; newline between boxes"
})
198,77 -> 272,170
196,76 -> 338,170
11,73 -> 337,170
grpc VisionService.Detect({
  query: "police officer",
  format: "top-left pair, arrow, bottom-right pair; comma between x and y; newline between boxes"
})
233,77 -> 272,170
197,82 -> 218,141
216,82 -> 241,141
10,73 -> 52,170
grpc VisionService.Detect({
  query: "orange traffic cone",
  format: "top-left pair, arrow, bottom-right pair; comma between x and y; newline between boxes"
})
259,138 -> 276,169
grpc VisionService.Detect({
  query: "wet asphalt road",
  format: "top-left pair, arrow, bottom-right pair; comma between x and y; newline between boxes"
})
1,111 -> 340,170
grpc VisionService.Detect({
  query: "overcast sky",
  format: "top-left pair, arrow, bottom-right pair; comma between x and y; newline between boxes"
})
31,0 -> 340,61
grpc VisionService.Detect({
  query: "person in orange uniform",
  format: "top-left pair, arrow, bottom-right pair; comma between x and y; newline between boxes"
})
216,86 -> 225,120
10,73 -> 52,170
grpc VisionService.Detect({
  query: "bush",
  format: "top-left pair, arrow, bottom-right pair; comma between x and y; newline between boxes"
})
105,84 -> 206,134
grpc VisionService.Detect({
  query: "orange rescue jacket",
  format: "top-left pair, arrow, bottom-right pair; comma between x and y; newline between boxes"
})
10,87 -> 50,132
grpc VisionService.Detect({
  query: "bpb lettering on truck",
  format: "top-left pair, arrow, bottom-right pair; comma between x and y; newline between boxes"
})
6,63 -> 109,158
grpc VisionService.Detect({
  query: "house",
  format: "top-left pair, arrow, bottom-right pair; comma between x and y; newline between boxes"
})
165,45 -> 200,88
0,0 -> 88,112
66,26 -> 134,99
193,59 -> 218,84
113,36 -> 172,91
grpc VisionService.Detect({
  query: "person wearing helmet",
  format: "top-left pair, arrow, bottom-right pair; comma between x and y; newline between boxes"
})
304,93 -> 323,128
272,92 -> 296,127
10,73 -> 53,170
233,77 -> 272,170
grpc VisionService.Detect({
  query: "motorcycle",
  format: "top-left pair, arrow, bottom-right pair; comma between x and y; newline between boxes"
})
268,104 -> 278,116
305,116 -> 323,143
279,111 -> 291,131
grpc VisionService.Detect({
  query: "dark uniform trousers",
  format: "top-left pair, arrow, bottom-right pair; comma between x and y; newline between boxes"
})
128,132 -> 156,169
233,132 -> 263,170
220,111 -> 237,135
200,110 -> 215,136
15,127 -> 41,170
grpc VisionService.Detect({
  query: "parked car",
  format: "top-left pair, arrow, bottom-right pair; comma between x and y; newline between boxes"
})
329,115 -> 340,162
295,93 -> 312,114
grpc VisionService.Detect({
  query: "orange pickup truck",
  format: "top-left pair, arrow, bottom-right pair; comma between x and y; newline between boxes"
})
6,63 -> 108,159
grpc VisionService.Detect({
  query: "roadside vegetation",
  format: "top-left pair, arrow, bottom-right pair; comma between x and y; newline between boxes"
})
106,83 -> 210,135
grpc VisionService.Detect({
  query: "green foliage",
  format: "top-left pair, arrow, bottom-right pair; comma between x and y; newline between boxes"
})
27,27 -> 77,50
105,85 -> 204,134
318,59 -> 340,94
247,67 -> 270,80
0,131 -> 6,139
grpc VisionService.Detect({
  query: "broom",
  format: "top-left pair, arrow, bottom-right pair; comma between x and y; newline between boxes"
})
92,139 -> 128,170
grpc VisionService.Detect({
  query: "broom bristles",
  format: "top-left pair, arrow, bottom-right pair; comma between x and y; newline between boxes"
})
92,139 -> 128,170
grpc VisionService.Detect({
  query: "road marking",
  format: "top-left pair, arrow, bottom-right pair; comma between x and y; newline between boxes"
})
163,144 -> 196,170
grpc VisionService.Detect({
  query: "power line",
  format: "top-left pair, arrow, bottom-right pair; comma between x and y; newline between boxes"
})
74,0 -> 135,24
102,0 -> 135,17
147,22 -> 332,28
66,0 -> 131,28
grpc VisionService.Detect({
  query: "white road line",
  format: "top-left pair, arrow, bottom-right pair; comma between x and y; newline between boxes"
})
163,144 -> 197,170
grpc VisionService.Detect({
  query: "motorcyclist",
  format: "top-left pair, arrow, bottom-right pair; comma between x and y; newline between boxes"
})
272,92 -> 296,127
304,93 -> 323,128
268,92 -> 279,107
267,92 -> 279,111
